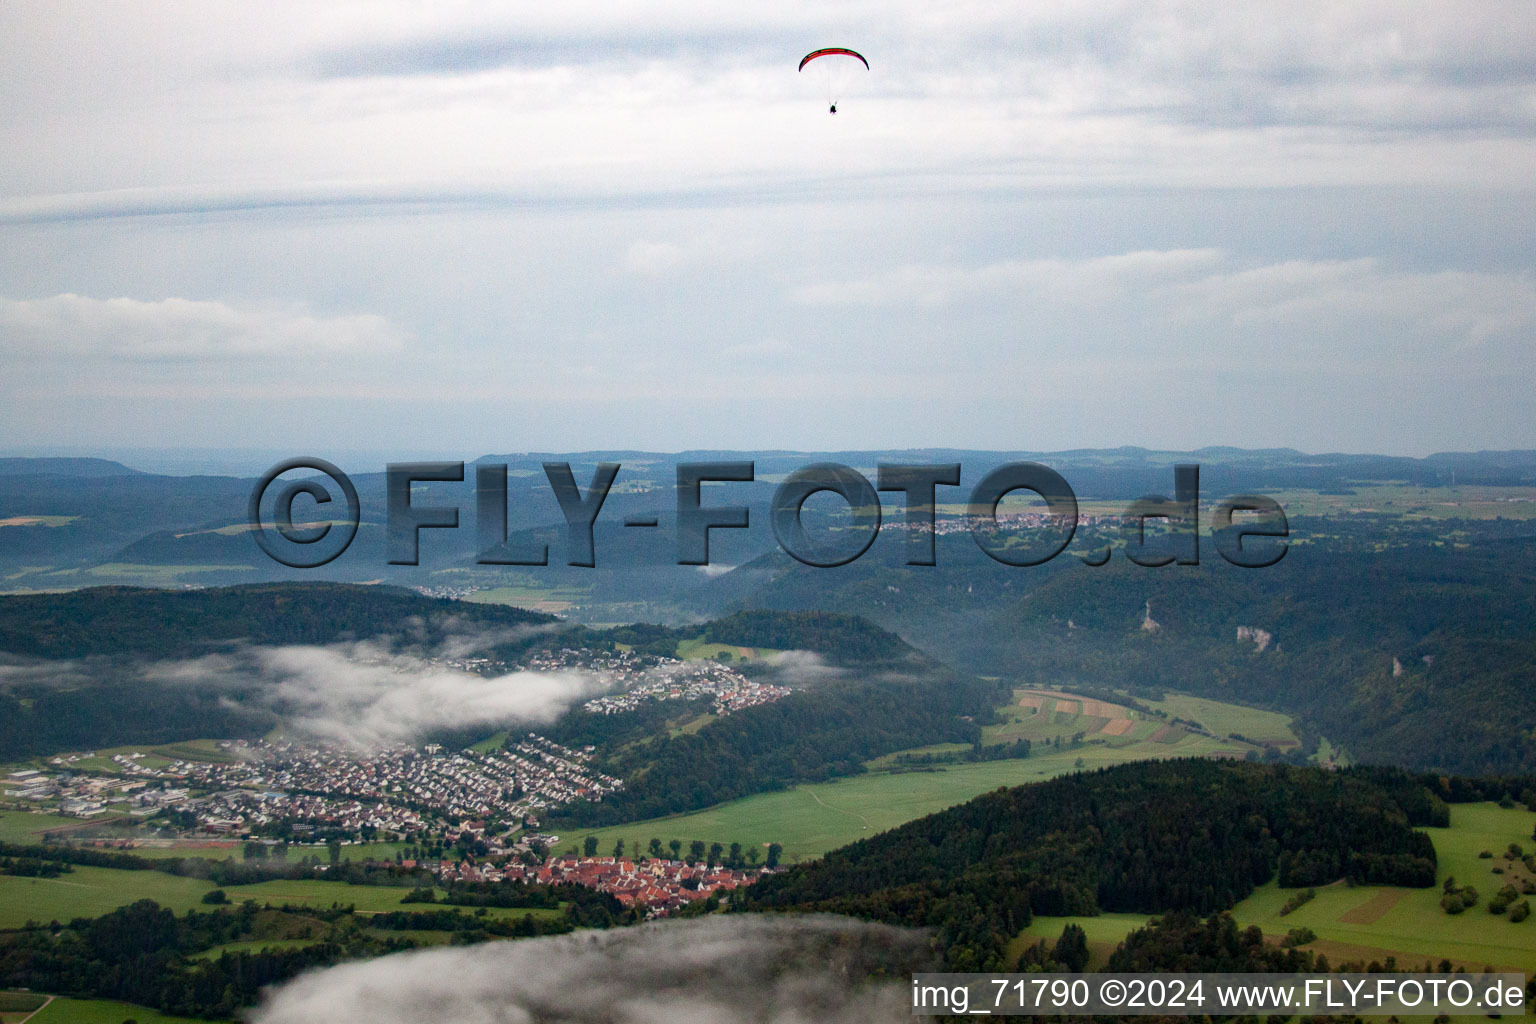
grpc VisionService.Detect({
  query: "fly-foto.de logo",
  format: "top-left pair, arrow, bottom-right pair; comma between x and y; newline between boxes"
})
248,459 -> 1288,571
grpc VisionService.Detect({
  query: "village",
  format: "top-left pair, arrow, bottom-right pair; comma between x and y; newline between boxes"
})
8,734 -> 621,841
438,849 -> 771,917
581,658 -> 791,716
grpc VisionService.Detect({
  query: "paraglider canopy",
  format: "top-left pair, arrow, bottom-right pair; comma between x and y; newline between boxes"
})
798,48 -> 868,114
798,47 -> 869,72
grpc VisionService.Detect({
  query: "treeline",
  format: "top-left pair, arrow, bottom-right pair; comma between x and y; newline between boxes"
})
0,582 -> 562,761
594,609 -> 914,666
0,899 -> 376,1020
0,884 -> 634,1020
891,738 -> 1032,767
0,840 -> 433,891
366,907 -> 571,939
548,671 -> 1006,827
0,856 -> 69,878
0,582 -> 555,660
0,683 -> 277,764
408,879 -> 628,927
739,760 -> 1442,970
697,610 -> 913,665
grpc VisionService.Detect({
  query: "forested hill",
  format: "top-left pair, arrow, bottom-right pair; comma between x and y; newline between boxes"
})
718,531 -> 1536,776
544,669 -> 1005,828
740,760 -> 1444,969
0,582 -> 557,659
0,584 -> 943,772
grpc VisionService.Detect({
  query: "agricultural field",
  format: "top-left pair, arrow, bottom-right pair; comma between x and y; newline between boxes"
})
24,996 -> 204,1024
1235,802 -> 1536,973
187,936 -> 331,960
674,638 -> 781,661
560,734 -> 1257,864
564,688 -> 1279,863
0,991 -> 48,1024
980,687 -> 1267,754
1263,484 -> 1536,522
1009,912 -> 1153,969
463,583 -> 584,615
82,563 -> 255,582
0,863 -> 515,928
0,812 -> 87,844
1137,692 -> 1300,750
0,866 -> 217,928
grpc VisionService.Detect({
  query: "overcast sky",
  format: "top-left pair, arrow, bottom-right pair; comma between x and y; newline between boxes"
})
2,1 -> 1533,460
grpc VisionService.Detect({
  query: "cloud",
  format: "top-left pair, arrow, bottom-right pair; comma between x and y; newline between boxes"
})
790,248 -> 1536,358
427,619 -> 565,661
0,294 -> 408,361
623,240 -> 686,277
0,656 -> 93,689
790,249 -> 1223,308
144,641 -> 606,749
251,914 -> 932,1024
762,649 -> 845,686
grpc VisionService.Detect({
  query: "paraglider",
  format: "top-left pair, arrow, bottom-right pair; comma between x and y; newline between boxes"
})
799,48 -> 867,114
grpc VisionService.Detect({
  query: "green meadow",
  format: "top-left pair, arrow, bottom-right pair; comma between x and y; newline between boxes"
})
560,741 -> 1251,864
0,812 -> 87,844
562,688 -> 1287,863
1138,692 -> 1300,748
0,866 -> 216,928
674,638 -> 781,661
0,864 -> 524,928
1235,802 -> 1536,972
24,996 -> 204,1024
1019,803 -> 1536,976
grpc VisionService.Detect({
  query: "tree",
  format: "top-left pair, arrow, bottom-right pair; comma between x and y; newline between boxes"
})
766,843 -> 783,869
708,842 -> 723,867
1052,923 -> 1089,972
327,840 -> 341,867
669,839 -> 682,860
688,840 -> 706,865
747,847 -> 760,866
583,836 -> 599,857
649,838 -> 663,858
202,889 -> 229,905
613,839 -> 625,859
728,841 -> 743,867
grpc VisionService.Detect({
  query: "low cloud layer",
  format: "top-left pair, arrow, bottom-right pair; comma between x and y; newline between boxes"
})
145,640 -> 607,749
0,293 -> 407,362
251,914 -> 932,1024
761,649 -> 846,687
